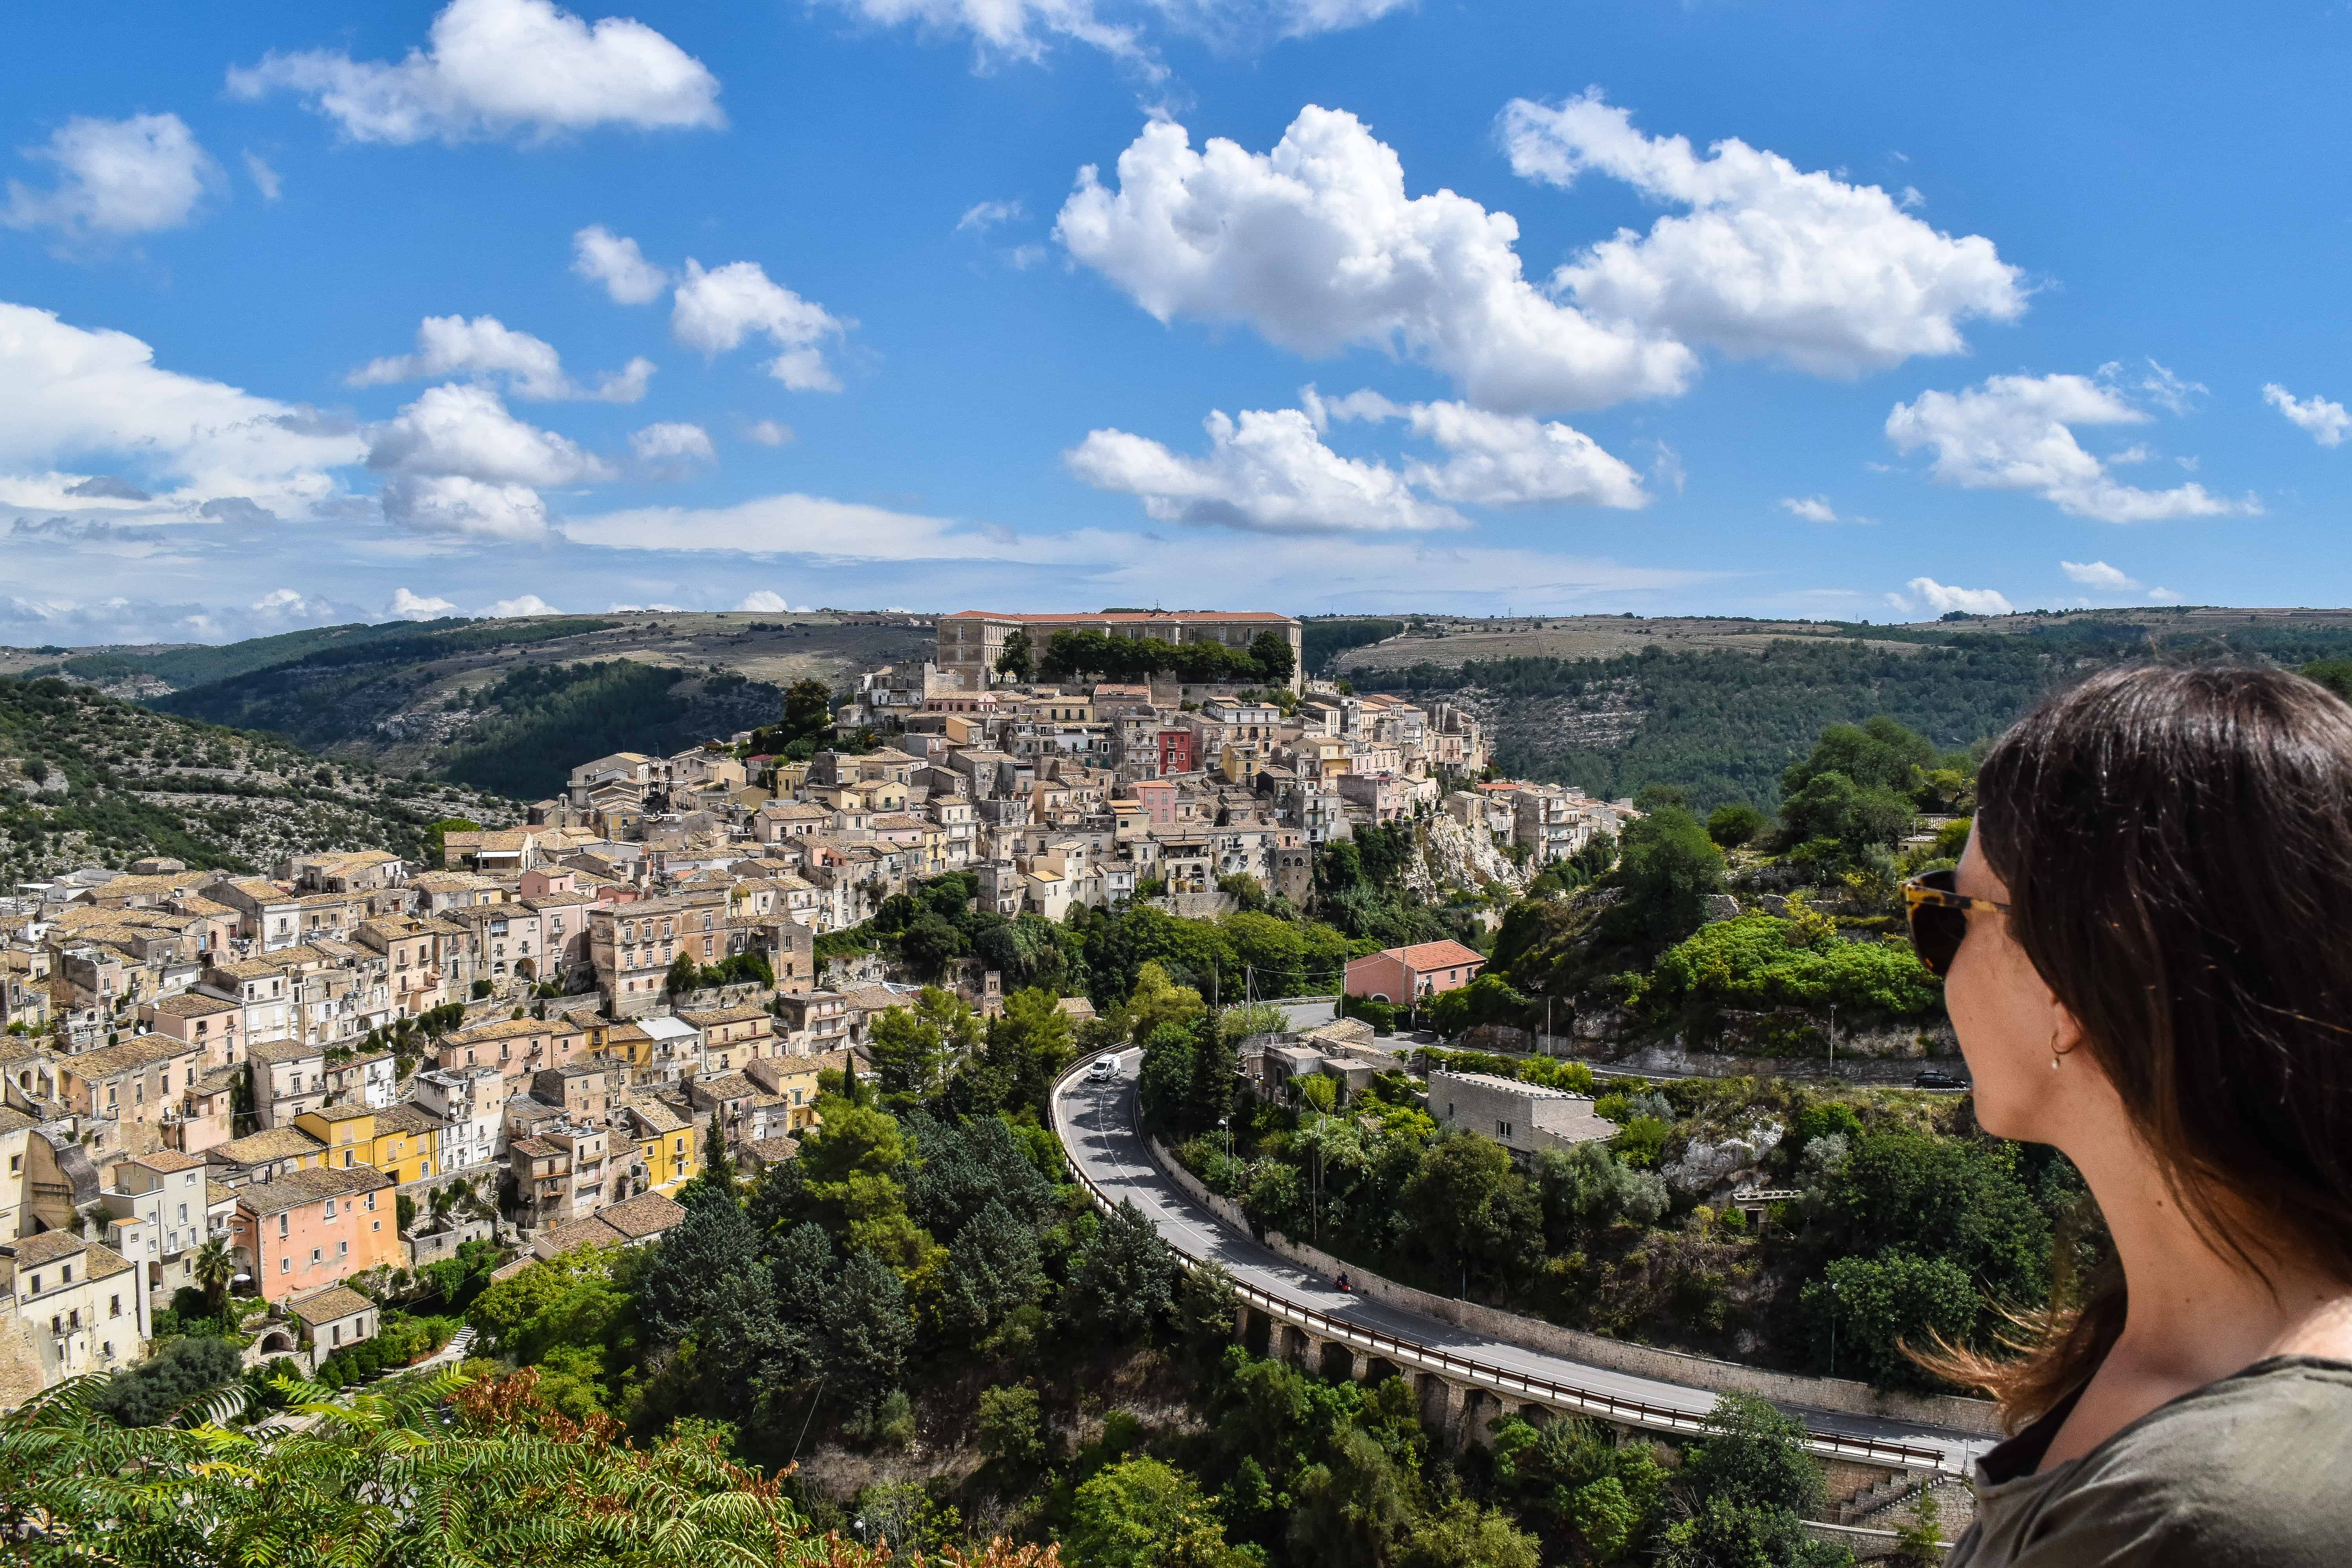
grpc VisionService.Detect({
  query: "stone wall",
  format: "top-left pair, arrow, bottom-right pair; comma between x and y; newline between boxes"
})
1146,1134 -> 2001,1438
404,1214 -> 494,1269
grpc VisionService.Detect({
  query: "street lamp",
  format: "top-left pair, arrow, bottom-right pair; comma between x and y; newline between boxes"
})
1829,1280 -> 1841,1378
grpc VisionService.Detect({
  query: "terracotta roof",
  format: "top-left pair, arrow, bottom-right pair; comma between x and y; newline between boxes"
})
234,1165 -> 389,1214
595,1191 -> 686,1239
120,1148 -> 206,1174
1381,940 -> 1487,971
212,1127 -> 328,1165
287,1285 -> 375,1325
62,1034 -> 195,1077
151,993 -> 237,1018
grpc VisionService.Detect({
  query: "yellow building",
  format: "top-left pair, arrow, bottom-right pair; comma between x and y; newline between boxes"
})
617,1098 -> 696,1194
293,1102 -> 447,1185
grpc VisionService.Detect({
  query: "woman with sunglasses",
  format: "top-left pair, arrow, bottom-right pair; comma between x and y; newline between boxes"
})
1899,664 -> 2352,1566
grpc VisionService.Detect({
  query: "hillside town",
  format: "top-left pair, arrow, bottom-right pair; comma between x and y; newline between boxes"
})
0,608 -> 1630,1403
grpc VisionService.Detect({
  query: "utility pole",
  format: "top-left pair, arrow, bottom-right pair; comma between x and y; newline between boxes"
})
1829,1281 -> 1840,1377
1828,1004 -> 1837,1075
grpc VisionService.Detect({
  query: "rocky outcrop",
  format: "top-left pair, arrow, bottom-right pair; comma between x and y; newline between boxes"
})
1407,811 -> 1529,898
1664,1118 -> 1784,1196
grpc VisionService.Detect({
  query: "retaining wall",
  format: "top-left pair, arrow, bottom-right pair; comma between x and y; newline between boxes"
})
1146,1134 -> 2001,1439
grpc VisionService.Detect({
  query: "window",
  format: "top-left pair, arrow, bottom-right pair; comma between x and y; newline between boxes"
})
364,1192 -> 376,1211
109,1294 -> 120,1318
1497,1121 -> 1513,1139
27,1274 -> 39,1294
280,1256 -> 290,1274
60,1264 -> 71,1285
338,1240 -> 348,1258
325,1198 -> 337,1218
310,1248 -> 322,1265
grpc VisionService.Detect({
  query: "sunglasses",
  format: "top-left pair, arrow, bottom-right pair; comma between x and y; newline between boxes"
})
1902,869 -> 2010,980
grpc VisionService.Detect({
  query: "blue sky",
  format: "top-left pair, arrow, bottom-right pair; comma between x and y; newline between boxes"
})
5,0 -> 2350,643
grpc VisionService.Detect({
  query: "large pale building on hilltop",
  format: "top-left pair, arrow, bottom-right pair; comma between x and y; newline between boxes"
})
936,610 -> 1304,694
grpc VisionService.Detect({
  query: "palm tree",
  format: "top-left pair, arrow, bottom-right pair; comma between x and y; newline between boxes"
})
192,1238 -> 234,1321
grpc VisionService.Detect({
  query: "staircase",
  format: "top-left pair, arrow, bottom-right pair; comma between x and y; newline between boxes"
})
1838,1470 -> 1931,1524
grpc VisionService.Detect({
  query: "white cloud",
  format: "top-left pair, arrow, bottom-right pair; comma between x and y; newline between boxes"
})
4,113 -> 221,241
1067,406 -> 1465,533
1886,372 -> 2257,523
367,383 -> 609,539
349,314 -> 653,401
736,589 -> 808,613
2146,587 -> 2182,604
247,587 -> 344,624
481,593 -> 560,617
1893,576 -> 2013,617
227,0 -> 725,146
2060,559 -> 2136,590
742,419 -> 795,446
572,224 -> 669,304
957,199 -> 1025,232
379,474 -> 551,539
1499,93 -> 2025,378
1056,107 -> 1693,414
388,586 -> 459,619
631,421 -> 715,478
2125,359 -> 2204,415
368,383 -> 610,487
819,0 -> 1406,69
2263,383 -> 2349,448
241,151 -> 283,202
670,260 -> 850,391
1306,387 -> 1647,508
1778,495 -> 1838,523
0,300 -> 366,511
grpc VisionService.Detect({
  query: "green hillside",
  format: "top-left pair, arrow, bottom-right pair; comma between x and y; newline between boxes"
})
1355,618 -> 2352,808
0,675 -> 514,885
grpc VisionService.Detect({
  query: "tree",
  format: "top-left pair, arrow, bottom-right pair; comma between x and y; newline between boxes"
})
1126,960 -> 1204,1045
977,986 -> 1075,1115
637,1184 -> 761,1346
1065,1199 -> 1178,1342
994,630 -> 1035,684
1249,630 -> 1297,686
1068,1457 -> 1254,1568
1398,1499 -> 1542,1568
1399,1134 -> 1543,1289
1802,1249 -> 1978,1391
826,1248 -> 915,1413
1657,1396 -> 1846,1568
976,1383 -> 1048,1470
938,1200 -> 1044,1345
797,1095 -> 933,1269
782,678 -> 833,742
1608,804 -> 1726,951
89,1335 -> 245,1427
868,1003 -> 947,1106
192,1238 -> 235,1321
1137,1020 -> 1199,1135
0,1363 -> 978,1568
1706,802 -> 1767,848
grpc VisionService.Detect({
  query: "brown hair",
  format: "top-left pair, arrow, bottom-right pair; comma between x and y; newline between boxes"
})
1940,664 -> 2352,1426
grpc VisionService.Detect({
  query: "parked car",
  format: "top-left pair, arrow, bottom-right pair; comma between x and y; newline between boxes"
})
1912,1068 -> 1969,1089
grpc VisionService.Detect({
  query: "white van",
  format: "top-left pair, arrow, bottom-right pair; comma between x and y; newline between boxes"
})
1088,1053 -> 1120,1082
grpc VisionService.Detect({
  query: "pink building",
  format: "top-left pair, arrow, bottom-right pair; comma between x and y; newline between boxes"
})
229,1166 -> 398,1303
1343,940 -> 1487,1005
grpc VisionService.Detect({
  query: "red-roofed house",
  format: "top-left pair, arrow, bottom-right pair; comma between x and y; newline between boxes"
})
1344,941 -> 1487,1006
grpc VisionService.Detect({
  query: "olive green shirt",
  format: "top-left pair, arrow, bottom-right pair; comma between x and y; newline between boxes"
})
1948,1356 -> 2352,1567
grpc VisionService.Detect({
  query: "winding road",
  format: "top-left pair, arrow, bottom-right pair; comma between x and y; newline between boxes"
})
1051,1055 -> 1994,1475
